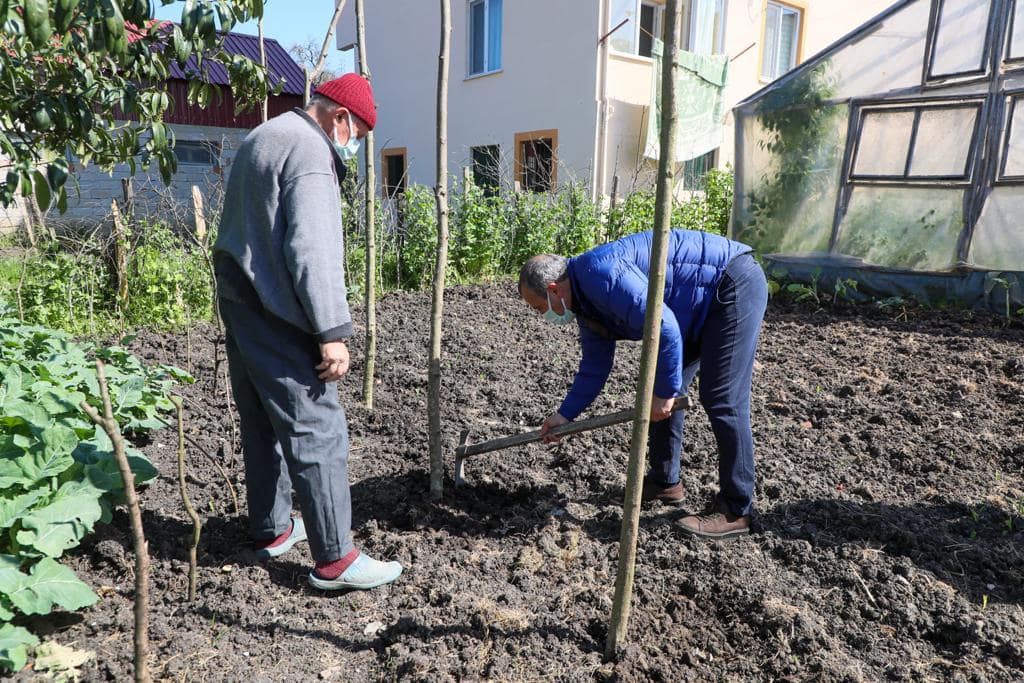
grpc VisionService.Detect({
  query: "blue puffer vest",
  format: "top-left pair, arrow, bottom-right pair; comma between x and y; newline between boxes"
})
558,229 -> 751,420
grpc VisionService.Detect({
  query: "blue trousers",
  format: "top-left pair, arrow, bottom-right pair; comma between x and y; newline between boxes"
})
220,297 -> 355,564
646,253 -> 768,516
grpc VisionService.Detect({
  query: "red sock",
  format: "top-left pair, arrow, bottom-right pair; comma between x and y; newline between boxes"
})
314,548 -> 360,579
255,520 -> 294,550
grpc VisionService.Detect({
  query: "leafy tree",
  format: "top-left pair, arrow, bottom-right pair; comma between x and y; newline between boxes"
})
0,0 -> 273,213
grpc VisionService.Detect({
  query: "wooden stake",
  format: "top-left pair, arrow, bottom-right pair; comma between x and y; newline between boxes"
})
111,199 -> 129,314
257,15 -> 268,123
355,0 -> 377,410
80,360 -> 151,683
427,0 -> 452,500
605,0 -> 684,661
170,396 -> 201,602
607,174 -> 620,240
191,185 -> 206,242
121,178 -> 135,227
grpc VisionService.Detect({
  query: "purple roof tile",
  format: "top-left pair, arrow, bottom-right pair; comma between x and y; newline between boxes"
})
142,22 -> 307,96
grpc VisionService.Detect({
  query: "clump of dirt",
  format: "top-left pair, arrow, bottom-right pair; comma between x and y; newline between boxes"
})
31,286 -> 1024,681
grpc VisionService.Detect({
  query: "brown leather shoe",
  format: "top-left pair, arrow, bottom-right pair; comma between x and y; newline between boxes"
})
640,477 -> 685,505
677,498 -> 750,539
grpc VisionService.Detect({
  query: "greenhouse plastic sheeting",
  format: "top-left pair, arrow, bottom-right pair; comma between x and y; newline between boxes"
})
732,0 -> 1024,310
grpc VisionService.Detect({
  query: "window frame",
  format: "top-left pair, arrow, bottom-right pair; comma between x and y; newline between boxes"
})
514,129 -> 558,194
470,144 -> 501,197
609,0 -> 665,59
847,99 -> 985,186
467,0 -> 502,78
682,149 -> 717,191
638,2 -> 664,58
174,140 -> 221,167
381,147 -> 407,198
997,92 -> 1024,183
609,0 -> 727,58
922,0 -> 998,85
687,0 -> 728,55
1005,0 -> 1024,67
759,0 -> 804,83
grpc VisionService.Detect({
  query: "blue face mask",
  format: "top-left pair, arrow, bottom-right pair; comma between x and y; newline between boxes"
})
542,291 -> 576,326
333,110 -> 361,160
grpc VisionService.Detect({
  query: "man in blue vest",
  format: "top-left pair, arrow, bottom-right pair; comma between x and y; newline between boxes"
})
519,229 -> 768,538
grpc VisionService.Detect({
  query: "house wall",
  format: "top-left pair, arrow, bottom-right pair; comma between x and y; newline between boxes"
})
336,0 -> 601,191
601,0 -> 895,194
0,191 -> 29,236
60,122 -> 247,225
334,0 -> 895,199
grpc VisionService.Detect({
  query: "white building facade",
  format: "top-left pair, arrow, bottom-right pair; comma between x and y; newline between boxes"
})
337,0 -> 894,199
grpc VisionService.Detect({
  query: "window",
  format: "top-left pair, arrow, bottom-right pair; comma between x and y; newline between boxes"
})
761,1 -> 802,81
381,147 -> 406,198
468,0 -> 502,76
638,3 -> 662,58
688,0 -> 727,55
927,0 -> 991,80
1000,96 -> 1024,180
609,1 -> 725,57
175,140 -> 220,166
610,0 -> 663,57
682,149 -> 716,190
514,130 -> 557,193
850,103 -> 982,183
471,145 -> 500,196
1007,0 -> 1024,62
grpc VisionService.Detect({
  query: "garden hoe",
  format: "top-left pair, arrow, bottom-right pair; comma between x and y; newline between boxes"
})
454,395 -> 696,486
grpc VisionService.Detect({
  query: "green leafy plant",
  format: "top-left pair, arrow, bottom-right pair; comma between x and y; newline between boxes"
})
744,64 -> 841,251
832,277 -> 858,304
451,183 -> 508,282
7,222 -> 212,335
784,269 -> 822,305
0,1 -> 275,214
607,189 -> 655,241
124,222 -> 212,329
555,182 -> 603,257
673,167 -> 733,236
0,318 -> 190,672
986,275 -> 1016,320
875,296 -> 907,310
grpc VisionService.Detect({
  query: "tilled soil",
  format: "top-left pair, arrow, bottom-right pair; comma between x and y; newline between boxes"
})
30,285 -> 1024,681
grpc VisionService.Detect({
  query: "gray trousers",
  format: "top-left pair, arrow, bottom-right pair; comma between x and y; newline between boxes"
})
220,297 -> 355,563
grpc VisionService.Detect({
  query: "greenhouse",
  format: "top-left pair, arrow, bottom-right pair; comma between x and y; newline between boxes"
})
733,0 -> 1024,308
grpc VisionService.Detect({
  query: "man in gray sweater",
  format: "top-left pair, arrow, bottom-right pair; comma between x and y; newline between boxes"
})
214,74 -> 402,590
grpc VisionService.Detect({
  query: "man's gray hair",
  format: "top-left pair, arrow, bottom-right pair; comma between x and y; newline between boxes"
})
307,93 -> 340,114
519,254 -> 568,297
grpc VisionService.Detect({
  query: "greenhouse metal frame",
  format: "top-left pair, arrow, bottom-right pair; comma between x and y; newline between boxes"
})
732,0 -> 1024,308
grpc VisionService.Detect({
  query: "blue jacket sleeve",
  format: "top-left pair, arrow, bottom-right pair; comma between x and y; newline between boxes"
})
558,323 -> 616,421
607,263 -> 684,399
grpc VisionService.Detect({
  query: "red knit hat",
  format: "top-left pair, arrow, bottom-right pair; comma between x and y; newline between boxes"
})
315,74 -> 377,130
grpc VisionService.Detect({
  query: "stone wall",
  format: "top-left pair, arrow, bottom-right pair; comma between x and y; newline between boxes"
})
16,122 -> 250,231
61,123 -> 247,227
0,193 -> 31,236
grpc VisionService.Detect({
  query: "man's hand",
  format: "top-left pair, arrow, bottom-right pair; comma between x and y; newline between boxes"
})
650,396 -> 674,422
316,340 -> 350,381
540,412 -> 570,444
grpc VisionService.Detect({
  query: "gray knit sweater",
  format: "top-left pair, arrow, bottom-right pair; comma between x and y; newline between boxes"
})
214,109 -> 352,342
